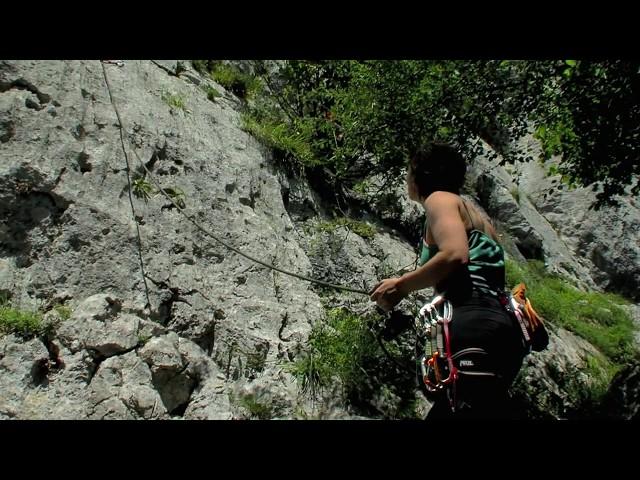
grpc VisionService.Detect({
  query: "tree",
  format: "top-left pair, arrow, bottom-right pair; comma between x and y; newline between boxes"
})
243,60 -> 640,208
531,60 -> 640,207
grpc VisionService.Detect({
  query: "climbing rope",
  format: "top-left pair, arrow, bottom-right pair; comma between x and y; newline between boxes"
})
100,61 -> 152,310
100,61 -> 372,295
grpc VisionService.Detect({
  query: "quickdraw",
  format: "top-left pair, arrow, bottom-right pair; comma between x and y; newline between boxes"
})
417,295 -> 458,401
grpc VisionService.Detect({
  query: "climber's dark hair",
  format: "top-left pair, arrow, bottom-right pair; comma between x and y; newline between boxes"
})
408,142 -> 467,198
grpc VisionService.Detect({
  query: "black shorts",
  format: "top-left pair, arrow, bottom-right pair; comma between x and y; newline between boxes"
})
426,294 -> 527,420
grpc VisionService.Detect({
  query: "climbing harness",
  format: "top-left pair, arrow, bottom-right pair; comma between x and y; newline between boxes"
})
414,293 -> 502,412
411,284 -> 548,411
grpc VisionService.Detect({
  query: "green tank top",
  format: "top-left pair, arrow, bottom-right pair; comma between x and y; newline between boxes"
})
418,221 -> 505,297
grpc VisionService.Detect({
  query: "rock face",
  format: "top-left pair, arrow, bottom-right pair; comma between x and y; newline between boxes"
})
0,334 -> 50,418
599,360 -> 640,420
510,327 -> 608,419
518,155 -> 640,303
56,294 -> 139,357
0,60 -> 415,419
468,134 -> 640,300
0,293 -> 219,419
1,60 -> 638,419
